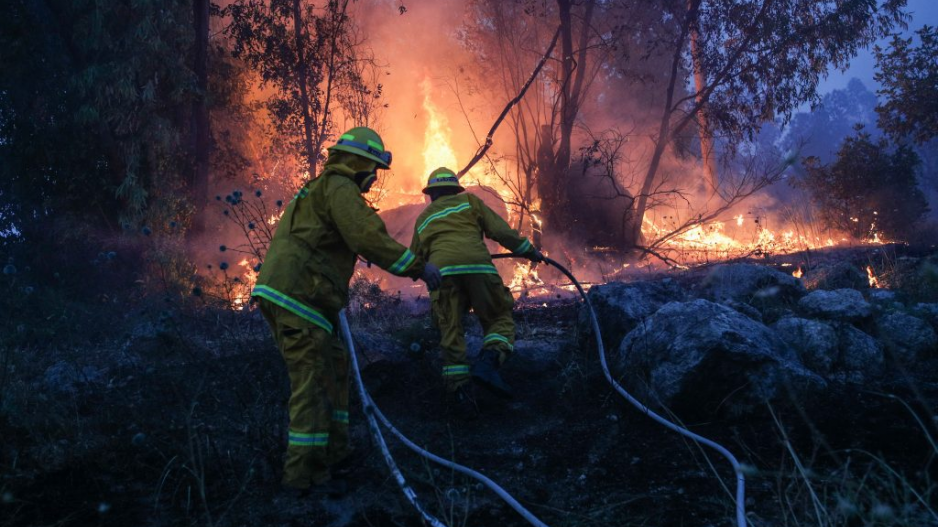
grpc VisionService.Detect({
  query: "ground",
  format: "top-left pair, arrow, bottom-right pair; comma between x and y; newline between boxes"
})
1,270 -> 936,527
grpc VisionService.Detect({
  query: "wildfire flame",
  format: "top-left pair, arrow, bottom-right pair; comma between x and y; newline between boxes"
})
866,265 -> 880,288
792,266 -> 804,279
421,77 -> 458,176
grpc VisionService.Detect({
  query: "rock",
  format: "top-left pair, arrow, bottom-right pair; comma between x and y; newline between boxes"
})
579,280 -> 686,352
722,300 -> 763,322
876,312 -> 938,363
618,299 -> 824,415
772,318 -> 838,375
771,318 -> 884,382
868,289 -> 898,304
804,262 -> 869,291
43,362 -> 106,394
798,289 -> 872,321
701,264 -> 806,304
833,323 -> 884,382
914,303 -> 938,332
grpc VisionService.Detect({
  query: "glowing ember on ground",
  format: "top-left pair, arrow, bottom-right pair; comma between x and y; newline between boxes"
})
866,265 -> 880,288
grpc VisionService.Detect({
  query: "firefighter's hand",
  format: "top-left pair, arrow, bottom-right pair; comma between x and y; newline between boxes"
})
529,248 -> 545,263
421,262 -> 442,291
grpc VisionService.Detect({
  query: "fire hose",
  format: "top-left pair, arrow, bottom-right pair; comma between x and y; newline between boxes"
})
341,254 -> 748,527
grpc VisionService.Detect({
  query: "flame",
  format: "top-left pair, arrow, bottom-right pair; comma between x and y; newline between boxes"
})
792,266 -> 804,278
866,265 -> 880,288
734,214 -> 744,226
421,77 -> 458,176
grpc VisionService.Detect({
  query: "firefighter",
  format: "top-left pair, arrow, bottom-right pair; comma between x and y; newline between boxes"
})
252,127 -> 442,496
409,167 -> 543,412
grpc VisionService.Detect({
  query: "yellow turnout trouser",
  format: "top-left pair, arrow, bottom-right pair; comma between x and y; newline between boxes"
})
259,300 -> 350,488
430,273 -> 515,391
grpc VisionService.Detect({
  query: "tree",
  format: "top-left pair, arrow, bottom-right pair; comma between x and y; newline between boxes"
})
875,25 -> 938,144
0,0 -> 200,241
224,0 -> 376,174
627,0 -> 909,249
799,127 -> 927,240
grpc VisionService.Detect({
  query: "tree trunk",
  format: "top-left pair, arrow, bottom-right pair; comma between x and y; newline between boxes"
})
292,0 -> 317,170
689,0 -> 719,197
630,6 -> 693,245
314,0 -> 349,168
189,0 -> 210,237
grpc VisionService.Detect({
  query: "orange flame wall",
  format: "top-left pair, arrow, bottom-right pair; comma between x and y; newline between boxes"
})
353,0 -> 488,197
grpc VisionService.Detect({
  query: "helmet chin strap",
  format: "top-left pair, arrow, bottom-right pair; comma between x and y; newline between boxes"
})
354,170 -> 377,192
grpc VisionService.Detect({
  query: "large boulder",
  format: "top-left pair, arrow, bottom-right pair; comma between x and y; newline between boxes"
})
771,318 -> 838,374
701,264 -> 806,304
618,299 -> 824,415
700,264 -> 806,323
876,312 -> 938,364
914,303 -> 938,332
770,317 -> 885,382
578,279 -> 686,352
803,262 -> 869,291
832,323 -> 885,382
798,289 -> 872,322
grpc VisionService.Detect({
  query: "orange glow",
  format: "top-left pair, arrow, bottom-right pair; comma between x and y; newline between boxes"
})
420,77 -> 459,176
866,265 -> 880,288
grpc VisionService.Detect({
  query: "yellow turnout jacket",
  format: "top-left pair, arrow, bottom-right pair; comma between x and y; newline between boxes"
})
409,193 -> 534,277
252,163 -> 424,333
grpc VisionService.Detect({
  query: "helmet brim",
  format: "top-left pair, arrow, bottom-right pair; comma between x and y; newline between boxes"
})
422,183 -> 465,195
328,144 -> 391,169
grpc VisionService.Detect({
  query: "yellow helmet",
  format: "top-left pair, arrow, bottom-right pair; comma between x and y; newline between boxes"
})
327,127 -> 392,169
421,167 -> 465,194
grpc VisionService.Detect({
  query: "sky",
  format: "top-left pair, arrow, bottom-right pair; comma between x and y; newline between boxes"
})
817,0 -> 938,95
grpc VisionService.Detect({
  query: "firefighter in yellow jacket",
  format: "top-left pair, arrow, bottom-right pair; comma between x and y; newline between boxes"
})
410,167 -> 543,409
252,127 -> 441,496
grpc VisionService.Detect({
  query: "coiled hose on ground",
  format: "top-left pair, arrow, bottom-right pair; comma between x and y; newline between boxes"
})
341,254 -> 748,527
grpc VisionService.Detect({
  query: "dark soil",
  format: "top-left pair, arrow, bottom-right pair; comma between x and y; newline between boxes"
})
2,299 -> 936,527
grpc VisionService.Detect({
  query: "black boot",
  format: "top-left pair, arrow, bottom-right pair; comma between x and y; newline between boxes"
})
471,350 -> 513,399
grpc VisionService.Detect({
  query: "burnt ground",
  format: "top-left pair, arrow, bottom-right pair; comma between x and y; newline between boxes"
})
1,296 -> 937,527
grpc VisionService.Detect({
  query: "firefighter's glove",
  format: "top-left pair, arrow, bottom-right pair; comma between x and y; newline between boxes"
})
422,262 -> 442,291
529,248 -> 545,263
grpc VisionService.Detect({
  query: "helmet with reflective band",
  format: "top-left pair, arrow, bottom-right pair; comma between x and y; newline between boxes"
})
422,167 -> 465,194
328,127 -> 392,169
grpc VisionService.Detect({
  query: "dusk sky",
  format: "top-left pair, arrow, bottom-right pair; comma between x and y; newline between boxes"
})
818,0 -> 938,95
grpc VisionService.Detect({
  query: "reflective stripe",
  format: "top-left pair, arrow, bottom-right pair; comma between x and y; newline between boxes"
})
514,238 -> 532,255
332,410 -> 349,424
440,264 -> 500,276
340,134 -> 355,140
366,139 -> 384,151
417,203 -> 472,233
442,365 -> 470,376
289,431 -> 328,447
251,285 -> 334,333
483,333 -> 514,351
389,249 -> 416,275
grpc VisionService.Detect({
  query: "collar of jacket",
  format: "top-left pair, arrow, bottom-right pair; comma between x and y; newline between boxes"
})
320,162 -> 357,181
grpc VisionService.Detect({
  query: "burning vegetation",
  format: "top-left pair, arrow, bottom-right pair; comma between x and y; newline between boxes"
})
3,1 -> 938,527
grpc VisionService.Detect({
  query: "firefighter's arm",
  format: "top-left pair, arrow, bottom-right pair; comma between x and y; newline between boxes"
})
330,180 -> 425,279
471,194 -> 537,257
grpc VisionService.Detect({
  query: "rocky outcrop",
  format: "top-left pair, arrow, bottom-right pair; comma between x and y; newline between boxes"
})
832,323 -> 884,382
798,289 -> 872,322
804,262 -> 869,291
770,317 -> 885,382
771,318 -> 838,374
876,312 -> 937,364
578,279 -> 686,352
618,300 -> 823,415
701,264 -> 806,304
